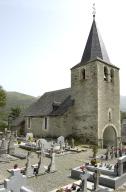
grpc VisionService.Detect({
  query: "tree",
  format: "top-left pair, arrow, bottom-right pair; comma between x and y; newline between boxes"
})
0,86 -> 6,107
91,145 -> 98,158
8,106 -> 21,129
9,106 -> 21,120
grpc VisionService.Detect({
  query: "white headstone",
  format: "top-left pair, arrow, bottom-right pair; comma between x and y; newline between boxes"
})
4,169 -> 26,192
57,136 -> 64,145
37,139 -> 50,150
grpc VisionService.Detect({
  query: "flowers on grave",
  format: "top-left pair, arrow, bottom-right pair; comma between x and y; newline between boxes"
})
91,158 -> 97,166
64,187 -> 72,192
80,165 -> 85,171
28,136 -> 33,142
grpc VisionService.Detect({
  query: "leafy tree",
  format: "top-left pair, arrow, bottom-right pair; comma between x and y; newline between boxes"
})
91,145 -> 98,158
9,106 -> 21,120
0,86 -> 6,107
8,106 -> 21,130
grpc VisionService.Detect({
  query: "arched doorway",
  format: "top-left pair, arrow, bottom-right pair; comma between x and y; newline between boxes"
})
103,126 -> 117,148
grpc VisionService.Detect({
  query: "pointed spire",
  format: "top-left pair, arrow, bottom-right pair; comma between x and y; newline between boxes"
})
81,12 -> 110,64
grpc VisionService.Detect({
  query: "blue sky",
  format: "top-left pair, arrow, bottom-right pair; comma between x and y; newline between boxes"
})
0,0 -> 126,96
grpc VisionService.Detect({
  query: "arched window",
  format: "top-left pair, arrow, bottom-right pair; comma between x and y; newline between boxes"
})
80,68 -> 85,80
104,66 -> 108,81
110,69 -> 114,82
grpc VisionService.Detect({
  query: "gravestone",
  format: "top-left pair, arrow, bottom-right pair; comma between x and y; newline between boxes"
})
0,169 -> 33,192
8,134 -> 15,155
6,130 -> 11,140
0,138 -> 8,155
57,136 -> 64,145
59,141 -> 63,153
25,152 -> 34,177
0,132 -> 3,140
37,155 -> 46,175
93,169 -> 100,191
111,146 -> 114,159
48,151 -> 56,173
80,171 -> 90,192
71,138 -> 75,148
4,168 -> 26,192
37,139 -> 50,151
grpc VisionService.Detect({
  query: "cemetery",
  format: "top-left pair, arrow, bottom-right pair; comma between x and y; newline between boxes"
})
0,4 -> 125,191
0,129 -> 126,191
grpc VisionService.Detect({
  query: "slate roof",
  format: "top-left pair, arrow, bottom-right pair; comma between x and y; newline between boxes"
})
50,95 -> 74,116
72,18 -> 110,69
24,88 -> 73,117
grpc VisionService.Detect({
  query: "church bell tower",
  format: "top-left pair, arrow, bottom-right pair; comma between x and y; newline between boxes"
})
71,11 -> 121,147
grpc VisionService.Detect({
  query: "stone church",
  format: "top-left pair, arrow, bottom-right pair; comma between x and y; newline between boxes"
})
24,14 -> 121,147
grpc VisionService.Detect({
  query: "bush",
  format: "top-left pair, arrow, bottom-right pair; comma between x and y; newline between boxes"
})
0,121 -> 8,132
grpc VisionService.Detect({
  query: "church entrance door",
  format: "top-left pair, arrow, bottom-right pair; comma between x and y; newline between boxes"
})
103,126 -> 117,148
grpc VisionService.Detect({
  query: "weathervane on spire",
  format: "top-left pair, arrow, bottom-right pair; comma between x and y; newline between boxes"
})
92,3 -> 96,19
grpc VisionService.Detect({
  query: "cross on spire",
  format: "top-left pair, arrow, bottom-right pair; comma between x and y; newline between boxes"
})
92,3 -> 96,19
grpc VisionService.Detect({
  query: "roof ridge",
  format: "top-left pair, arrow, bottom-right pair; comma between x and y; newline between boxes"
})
44,87 -> 71,94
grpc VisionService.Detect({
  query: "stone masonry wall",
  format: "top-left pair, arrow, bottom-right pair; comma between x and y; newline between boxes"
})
71,61 -> 98,143
97,61 -> 121,139
49,107 -> 73,138
25,107 -> 73,138
25,117 -> 49,138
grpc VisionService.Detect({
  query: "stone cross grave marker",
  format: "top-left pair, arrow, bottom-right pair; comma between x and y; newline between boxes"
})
5,130 -> 11,140
37,155 -> 46,175
93,169 -> 100,191
111,146 -> 114,159
71,138 -> 75,148
57,136 -> 64,145
0,138 -> 8,155
48,150 -> 56,173
4,168 -> 26,192
80,171 -> 90,192
8,134 -> 15,155
37,139 -> 50,151
25,152 -> 34,177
